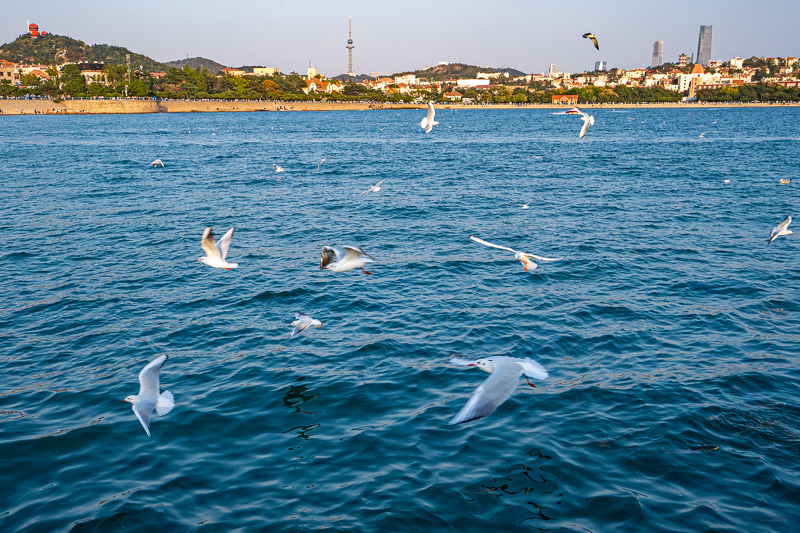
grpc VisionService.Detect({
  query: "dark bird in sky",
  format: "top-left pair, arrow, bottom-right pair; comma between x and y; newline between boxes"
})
583,33 -> 599,50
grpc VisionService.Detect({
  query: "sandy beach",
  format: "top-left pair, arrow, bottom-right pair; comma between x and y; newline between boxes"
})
1,97 -> 798,115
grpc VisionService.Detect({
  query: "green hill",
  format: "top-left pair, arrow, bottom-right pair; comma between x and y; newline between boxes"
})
394,63 -> 527,81
163,57 -> 228,74
0,33 -> 166,71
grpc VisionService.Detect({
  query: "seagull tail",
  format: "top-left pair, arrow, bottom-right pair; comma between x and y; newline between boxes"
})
156,390 -> 175,416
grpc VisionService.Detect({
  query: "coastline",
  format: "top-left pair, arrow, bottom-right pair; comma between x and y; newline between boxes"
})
1,97 -> 799,115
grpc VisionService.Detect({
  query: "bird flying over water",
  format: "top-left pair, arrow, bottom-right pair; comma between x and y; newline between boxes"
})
779,178 -> 792,185
571,107 -> 595,139
290,312 -> 323,337
768,215 -> 793,245
469,235 -> 563,272
583,33 -> 599,50
318,156 -> 333,172
447,354 -> 548,425
150,159 -> 164,167
123,355 -> 175,437
420,102 -> 439,133
360,179 -> 387,196
273,164 -> 284,172
320,245 -> 375,274
197,227 -> 238,269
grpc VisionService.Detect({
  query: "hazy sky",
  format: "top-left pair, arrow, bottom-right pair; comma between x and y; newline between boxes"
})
4,0 -> 799,75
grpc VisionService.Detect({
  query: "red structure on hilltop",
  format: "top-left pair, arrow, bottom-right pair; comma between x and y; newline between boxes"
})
29,23 -> 41,38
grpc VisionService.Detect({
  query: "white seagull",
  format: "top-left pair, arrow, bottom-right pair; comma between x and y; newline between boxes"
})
779,178 -> 792,185
317,156 -> 333,172
508,202 -> 532,209
469,235 -> 563,272
447,354 -> 548,425
273,164 -> 284,172
320,245 -> 375,275
290,312 -> 323,337
150,159 -> 164,167
197,227 -> 238,269
123,355 -> 175,437
571,107 -> 595,139
360,179 -> 387,196
768,215 -> 793,245
420,102 -> 439,133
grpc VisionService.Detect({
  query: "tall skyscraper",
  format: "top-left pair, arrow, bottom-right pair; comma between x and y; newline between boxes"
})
696,25 -> 713,66
594,60 -> 607,71
651,39 -> 663,67
346,16 -> 355,80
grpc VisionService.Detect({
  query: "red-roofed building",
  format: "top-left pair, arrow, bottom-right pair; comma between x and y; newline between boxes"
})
29,23 -> 40,38
551,94 -> 578,105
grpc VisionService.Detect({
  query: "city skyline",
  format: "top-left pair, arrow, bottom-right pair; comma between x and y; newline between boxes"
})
2,0 -> 799,76
652,39 -> 664,68
697,25 -> 714,66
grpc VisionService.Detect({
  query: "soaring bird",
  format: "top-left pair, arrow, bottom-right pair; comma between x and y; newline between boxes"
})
571,107 -> 595,139
150,159 -> 164,167
583,33 -> 599,50
290,312 -> 323,337
360,179 -> 387,196
420,102 -> 439,133
320,245 -> 375,274
273,164 -> 284,172
447,354 -> 548,425
123,355 -> 175,437
469,235 -> 563,272
768,215 -> 793,245
779,178 -> 792,185
197,227 -> 238,269
318,156 -> 333,172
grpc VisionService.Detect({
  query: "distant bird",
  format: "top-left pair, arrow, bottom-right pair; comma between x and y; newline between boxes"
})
420,101 -> 439,133
150,159 -> 164,167
290,312 -> 323,337
582,33 -> 599,50
779,178 -> 792,185
317,156 -> 333,172
531,155 -> 543,159
571,107 -> 595,139
768,215 -> 793,245
197,227 -> 238,270
447,354 -> 548,425
507,202 -> 532,209
273,164 -> 284,172
724,179 -> 731,184
379,127 -> 386,131
360,179 -> 387,196
699,133 -> 705,138
320,245 -> 375,275
123,355 -> 175,437
469,235 -> 563,272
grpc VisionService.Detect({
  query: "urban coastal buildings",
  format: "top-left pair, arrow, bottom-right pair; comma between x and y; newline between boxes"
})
651,39 -> 663,67
696,25 -> 713,66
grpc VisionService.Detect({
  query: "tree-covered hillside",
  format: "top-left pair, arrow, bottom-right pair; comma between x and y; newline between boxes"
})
394,63 -> 527,81
0,33 -> 166,71
163,57 -> 228,74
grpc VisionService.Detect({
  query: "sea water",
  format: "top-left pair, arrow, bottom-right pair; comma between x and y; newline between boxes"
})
1,107 -> 799,532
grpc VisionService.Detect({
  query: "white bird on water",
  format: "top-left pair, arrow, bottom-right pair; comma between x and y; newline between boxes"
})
570,107 -> 594,139
469,235 -> 563,272
197,227 -> 238,269
123,355 -> 175,437
290,312 -> 323,337
318,156 -> 333,172
420,102 -> 439,133
779,178 -> 792,185
273,164 -> 284,172
447,354 -> 548,425
150,159 -> 164,167
768,215 -> 793,245
360,179 -> 387,196
320,245 -> 375,275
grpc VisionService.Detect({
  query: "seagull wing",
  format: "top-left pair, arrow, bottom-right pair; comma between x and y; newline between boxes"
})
427,102 -> 436,124
375,179 -> 387,187
522,252 -> 564,262
138,355 -> 167,397
579,117 -> 591,139
202,227 -> 222,260
449,362 -> 523,425
469,235 -> 517,254
344,245 -> 373,261
321,246 -> 341,268
778,215 -> 792,232
360,187 -> 372,196
291,320 -> 311,337
591,36 -> 599,50
132,402 -> 154,437
216,227 -> 235,260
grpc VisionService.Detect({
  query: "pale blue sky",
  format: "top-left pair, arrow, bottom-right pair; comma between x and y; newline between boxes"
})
4,0 -> 799,75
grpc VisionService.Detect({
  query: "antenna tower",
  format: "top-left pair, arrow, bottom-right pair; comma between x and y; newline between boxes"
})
346,16 -> 355,81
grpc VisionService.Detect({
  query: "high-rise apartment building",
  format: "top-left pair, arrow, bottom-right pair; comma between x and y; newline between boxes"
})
696,25 -> 713,66
594,60 -> 607,71
651,39 -> 663,67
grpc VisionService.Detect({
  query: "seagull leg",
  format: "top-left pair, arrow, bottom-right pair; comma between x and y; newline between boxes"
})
360,267 -> 372,275
526,377 -> 538,388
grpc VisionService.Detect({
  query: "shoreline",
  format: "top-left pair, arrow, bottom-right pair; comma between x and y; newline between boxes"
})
1,98 -> 798,115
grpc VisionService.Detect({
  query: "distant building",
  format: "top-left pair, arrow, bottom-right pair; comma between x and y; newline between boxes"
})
0,61 -> 20,85
651,39 -> 664,67
394,74 -> 416,86
548,63 -> 560,77
551,94 -> 578,105
252,67 -> 280,76
307,65 -> 318,78
696,25 -> 713,66
729,57 -> 744,69
594,61 -> 607,71
678,54 -> 688,67
77,63 -> 106,84
29,23 -> 40,38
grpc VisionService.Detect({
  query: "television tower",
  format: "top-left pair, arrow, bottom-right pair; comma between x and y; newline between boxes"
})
346,16 -> 355,81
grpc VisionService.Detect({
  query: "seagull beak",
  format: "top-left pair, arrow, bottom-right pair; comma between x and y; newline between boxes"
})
316,325 -> 322,329
468,363 -> 476,367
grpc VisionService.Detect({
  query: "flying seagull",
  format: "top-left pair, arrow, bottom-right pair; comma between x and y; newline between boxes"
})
507,202 -> 532,209
197,227 -> 238,269
470,235 -> 563,272
447,354 -> 548,425
360,179 -> 387,196
583,33 -> 599,50
290,311 -> 323,337
420,101 -> 439,133
571,107 -> 595,139
779,178 -> 792,185
318,156 -> 333,172
123,355 -> 175,437
320,245 -> 375,275
768,215 -> 793,245
273,164 -> 284,172
150,159 -> 164,167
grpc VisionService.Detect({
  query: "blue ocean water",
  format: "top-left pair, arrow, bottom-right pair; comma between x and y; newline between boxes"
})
1,107 -> 799,532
